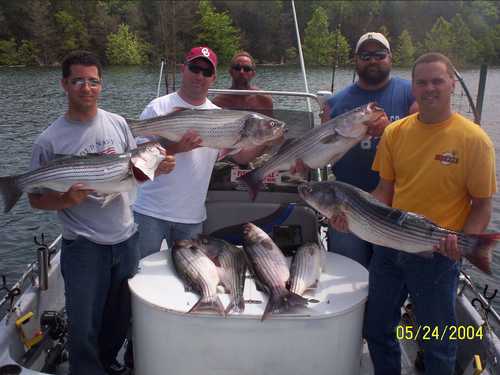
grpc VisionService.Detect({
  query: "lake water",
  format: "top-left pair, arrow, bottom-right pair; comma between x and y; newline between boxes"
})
0,65 -> 500,319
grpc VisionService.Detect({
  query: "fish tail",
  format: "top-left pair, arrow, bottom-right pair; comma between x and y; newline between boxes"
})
225,294 -> 245,314
0,176 -> 22,213
261,291 -> 308,321
464,233 -> 500,274
189,295 -> 226,317
237,170 -> 263,201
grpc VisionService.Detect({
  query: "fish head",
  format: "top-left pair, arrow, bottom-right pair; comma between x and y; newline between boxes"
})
242,114 -> 286,145
193,235 -> 224,259
360,102 -> 386,126
335,102 -> 385,139
298,182 -> 344,218
130,142 -> 166,182
242,222 -> 268,244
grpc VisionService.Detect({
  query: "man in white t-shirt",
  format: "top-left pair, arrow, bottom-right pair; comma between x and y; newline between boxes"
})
133,46 -> 271,258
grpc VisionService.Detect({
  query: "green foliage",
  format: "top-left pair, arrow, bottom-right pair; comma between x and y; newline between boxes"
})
1,1 -> 500,66
106,24 -> 150,65
450,14 -> 478,67
0,38 -> 19,65
18,40 -> 39,65
422,17 -> 455,57
54,10 -> 90,58
393,30 -> 415,67
195,0 -> 240,64
303,7 -> 334,66
285,47 -> 298,63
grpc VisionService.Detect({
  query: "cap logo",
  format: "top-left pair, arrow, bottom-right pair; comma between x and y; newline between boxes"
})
367,33 -> 373,39
201,48 -> 210,57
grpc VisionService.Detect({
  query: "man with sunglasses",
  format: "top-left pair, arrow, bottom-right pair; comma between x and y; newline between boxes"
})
133,46 -> 270,260
325,32 -> 418,268
28,51 -> 175,375
212,51 -> 273,113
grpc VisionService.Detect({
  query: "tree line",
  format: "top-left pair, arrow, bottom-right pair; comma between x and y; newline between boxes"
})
0,0 -> 499,68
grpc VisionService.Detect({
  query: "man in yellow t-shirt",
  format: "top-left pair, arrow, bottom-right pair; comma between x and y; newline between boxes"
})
332,53 -> 496,374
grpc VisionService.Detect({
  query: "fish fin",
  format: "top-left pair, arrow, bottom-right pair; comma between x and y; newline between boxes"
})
100,193 -> 121,207
217,148 -> 240,161
189,296 -> 226,317
172,107 -> 189,113
125,118 -> 142,126
237,170 -> 263,201
261,291 -> 309,321
320,134 -> 339,144
225,295 -> 245,314
0,176 -> 22,213
464,233 -> 500,274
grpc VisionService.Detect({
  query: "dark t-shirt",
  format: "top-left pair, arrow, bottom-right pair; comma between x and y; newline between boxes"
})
326,76 -> 415,191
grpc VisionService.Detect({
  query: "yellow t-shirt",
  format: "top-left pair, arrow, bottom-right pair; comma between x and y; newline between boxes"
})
373,113 -> 496,231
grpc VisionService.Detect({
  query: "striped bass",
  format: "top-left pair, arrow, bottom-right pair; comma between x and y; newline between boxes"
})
288,243 -> 325,296
0,142 -> 165,213
242,223 -> 308,320
238,102 -> 385,200
298,181 -> 499,274
193,235 -> 247,314
172,240 -> 225,317
127,108 -> 285,151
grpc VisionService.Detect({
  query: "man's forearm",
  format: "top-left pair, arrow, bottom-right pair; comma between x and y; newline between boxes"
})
462,197 -> 492,234
28,192 -> 71,211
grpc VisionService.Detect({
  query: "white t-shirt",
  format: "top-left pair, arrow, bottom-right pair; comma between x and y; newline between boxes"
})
133,92 -> 219,223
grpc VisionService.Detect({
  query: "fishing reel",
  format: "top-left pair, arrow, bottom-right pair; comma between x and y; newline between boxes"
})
40,310 -> 67,340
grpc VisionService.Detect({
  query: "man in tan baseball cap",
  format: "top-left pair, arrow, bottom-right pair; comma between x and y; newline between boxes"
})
355,32 -> 391,53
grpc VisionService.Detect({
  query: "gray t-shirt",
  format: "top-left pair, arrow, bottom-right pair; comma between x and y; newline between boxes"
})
30,109 -> 137,245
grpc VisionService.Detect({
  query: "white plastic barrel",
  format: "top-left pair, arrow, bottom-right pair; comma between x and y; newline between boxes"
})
129,251 -> 368,375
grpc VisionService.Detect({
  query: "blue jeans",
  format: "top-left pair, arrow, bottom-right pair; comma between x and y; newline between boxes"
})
134,212 -> 203,258
61,233 -> 139,375
364,246 -> 460,375
327,227 -> 373,269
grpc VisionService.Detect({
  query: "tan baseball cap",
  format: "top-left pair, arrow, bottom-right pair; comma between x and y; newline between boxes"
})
355,32 -> 390,53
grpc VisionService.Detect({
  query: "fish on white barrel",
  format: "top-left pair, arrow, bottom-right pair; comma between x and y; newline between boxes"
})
242,223 -> 309,320
298,180 -> 499,274
171,240 -> 226,317
0,142 -> 166,213
238,102 -> 385,201
127,108 -> 286,155
193,235 -> 247,314
288,242 -> 326,296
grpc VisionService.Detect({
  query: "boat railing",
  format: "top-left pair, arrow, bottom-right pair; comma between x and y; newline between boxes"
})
0,234 -> 62,314
459,271 -> 500,326
208,88 -> 324,107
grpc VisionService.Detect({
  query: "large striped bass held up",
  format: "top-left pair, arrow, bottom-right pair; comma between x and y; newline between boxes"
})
242,223 -> 308,320
298,181 -> 499,274
0,142 -> 165,213
172,240 -> 226,317
238,102 -> 385,201
127,108 -> 285,150
193,235 -> 247,314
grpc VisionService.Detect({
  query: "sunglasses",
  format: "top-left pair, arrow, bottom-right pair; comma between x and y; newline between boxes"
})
231,64 -> 254,72
187,63 -> 214,77
357,50 -> 389,61
69,77 -> 102,88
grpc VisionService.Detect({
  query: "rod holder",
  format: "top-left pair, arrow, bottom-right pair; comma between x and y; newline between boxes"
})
37,246 -> 49,291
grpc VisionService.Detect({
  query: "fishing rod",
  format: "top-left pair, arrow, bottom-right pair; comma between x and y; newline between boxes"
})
453,67 -> 481,125
330,24 -> 341,93
291,0 -> 312,113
